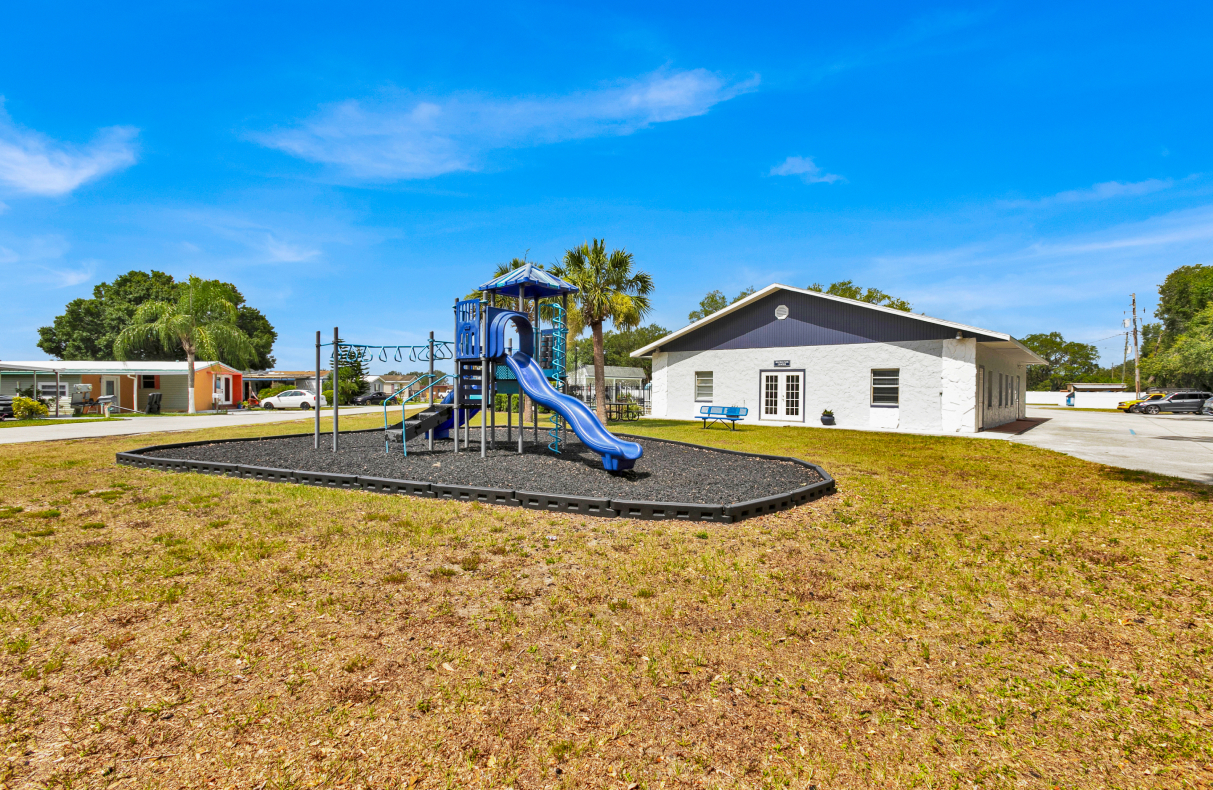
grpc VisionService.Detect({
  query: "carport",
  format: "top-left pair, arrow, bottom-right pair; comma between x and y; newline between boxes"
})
0,361 -> 66,417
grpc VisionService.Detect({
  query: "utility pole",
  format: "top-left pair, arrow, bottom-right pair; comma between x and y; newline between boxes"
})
1131,294 -> 1141,399
1121,320 -> 1128,386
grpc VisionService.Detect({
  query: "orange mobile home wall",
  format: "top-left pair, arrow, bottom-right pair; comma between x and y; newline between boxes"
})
195,370 -> 214,411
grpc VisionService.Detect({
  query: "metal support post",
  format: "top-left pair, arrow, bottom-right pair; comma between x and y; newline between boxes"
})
54,371 -> 60,418
332,327 -> 339,452
427,331 -> 434,451
480,297 -> 487,458
561,293 -> 568,447
314,331 -> 321,449
506,394 -> 511,443
453,299 -> 459,455
518,285 -> 525,441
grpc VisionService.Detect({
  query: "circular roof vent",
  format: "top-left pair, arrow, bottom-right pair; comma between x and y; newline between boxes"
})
775,305 -> 789,320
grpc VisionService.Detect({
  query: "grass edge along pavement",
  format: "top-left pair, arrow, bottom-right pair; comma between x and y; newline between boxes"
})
1,414 -> 1211,788
0,417 -> 119,429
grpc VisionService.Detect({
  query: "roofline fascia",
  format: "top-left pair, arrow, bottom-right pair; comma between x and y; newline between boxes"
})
630,283 -> 1024,358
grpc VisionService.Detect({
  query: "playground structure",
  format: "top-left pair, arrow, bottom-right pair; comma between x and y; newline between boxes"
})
121,264 -> 835,522
316,264 -> 644,473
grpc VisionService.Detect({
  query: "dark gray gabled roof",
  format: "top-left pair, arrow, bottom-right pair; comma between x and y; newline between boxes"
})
631,284 -> 1046,364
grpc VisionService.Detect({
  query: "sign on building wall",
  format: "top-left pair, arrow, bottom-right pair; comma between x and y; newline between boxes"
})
773,360 -> 791,367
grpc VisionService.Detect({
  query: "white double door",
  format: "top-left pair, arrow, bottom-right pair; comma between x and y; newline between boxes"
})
759,370 -> 804,421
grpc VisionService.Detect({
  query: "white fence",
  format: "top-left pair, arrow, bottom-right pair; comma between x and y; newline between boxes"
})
1026,391 -> 1131,409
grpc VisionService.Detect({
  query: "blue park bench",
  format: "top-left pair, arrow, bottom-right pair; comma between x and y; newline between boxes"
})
699,405 -> 748,429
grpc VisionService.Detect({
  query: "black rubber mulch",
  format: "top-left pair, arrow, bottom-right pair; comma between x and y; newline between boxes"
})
145,427 -> 821,505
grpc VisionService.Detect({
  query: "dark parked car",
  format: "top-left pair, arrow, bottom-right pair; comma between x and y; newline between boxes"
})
1132,391 -> 1213,414
0,395 -> 12,420
351,391 -> 389,406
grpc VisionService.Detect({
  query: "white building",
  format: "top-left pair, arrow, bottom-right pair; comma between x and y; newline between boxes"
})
631,284 -> 1045,433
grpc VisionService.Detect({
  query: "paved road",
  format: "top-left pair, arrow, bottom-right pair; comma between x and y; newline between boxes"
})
0,406 -> 389,445
1012,406 -> 1213,485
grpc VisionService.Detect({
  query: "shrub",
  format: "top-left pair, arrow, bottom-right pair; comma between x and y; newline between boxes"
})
12,397 -> 48,420
322,379 -> 361,405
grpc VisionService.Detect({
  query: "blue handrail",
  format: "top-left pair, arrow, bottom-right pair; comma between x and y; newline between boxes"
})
382,373 -> 455,455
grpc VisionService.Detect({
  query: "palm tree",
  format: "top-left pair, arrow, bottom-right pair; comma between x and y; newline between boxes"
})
115,276 -> 256,413
550,240 -> 653,423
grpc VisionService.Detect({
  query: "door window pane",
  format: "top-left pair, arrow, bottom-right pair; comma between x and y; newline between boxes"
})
785,375 -> 800,416
871,369 -> 899,405
694,372 -> 713,401
764,375 -> 778,415
104,380 -> 115,396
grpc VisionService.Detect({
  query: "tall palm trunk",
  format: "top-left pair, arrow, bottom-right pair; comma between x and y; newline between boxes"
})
185,347 -> 196,414
591,320 -> 607,423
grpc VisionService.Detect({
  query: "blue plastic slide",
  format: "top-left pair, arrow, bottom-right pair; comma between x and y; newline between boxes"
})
505,352 -> 643,472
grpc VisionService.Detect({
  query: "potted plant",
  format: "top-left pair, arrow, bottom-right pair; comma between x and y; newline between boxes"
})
821,409 -> 835,426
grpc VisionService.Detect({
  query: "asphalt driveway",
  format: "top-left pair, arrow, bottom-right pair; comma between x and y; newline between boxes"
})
1012,406 -> 1213,485
0,406 -> 388,445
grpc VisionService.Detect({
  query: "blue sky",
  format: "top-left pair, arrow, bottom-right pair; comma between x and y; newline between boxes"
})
2,2 -> 1211,371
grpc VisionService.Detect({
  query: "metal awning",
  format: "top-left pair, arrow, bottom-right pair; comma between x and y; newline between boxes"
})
0,362 -> 62,373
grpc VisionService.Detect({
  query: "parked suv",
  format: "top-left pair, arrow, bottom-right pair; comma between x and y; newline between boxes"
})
1132,391 -> 1213,414
0,395 -> 12,420
351,391 -> 389,406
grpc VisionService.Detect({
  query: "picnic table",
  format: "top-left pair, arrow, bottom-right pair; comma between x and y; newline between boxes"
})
699,405 -> 748,429
605,402 -> 642,422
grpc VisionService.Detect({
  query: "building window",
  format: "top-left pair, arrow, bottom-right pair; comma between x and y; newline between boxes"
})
998,373 -> 1003,408
764,375 -> 778,415
39,383 -> 68,398
785,374 -> 801,417
871,369 -> 899,406
694,371 -> 713,401
142,375 -> 157,388
1016,376 -> 1020,405
986,373 -> 993,408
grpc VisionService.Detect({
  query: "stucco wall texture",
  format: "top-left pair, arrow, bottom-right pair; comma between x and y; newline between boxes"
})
652,338 -> 1024,433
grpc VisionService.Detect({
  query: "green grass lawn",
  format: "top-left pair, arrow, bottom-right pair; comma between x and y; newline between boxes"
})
0,417 -> 119,429
0,415 -> 1210,788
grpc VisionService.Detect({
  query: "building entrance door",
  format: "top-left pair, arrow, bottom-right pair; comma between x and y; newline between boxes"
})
758,370 -> 804,422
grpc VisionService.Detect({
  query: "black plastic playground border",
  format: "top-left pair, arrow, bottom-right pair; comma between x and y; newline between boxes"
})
114,431 -> 836,523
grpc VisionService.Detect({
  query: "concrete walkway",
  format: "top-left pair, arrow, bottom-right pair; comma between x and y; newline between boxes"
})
1010,406 -> 1213,485
0,407 -> 388,445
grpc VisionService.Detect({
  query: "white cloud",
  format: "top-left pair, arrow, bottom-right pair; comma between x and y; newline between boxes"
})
256,68 -> 759,180
38,263 -> 95,288
178,210 -> 326,264
0,101 -> 138,196
261,234 -> 320,263
867,204 -> 1213,343
769,155 -> 844,184
1001,178 -> 1176,208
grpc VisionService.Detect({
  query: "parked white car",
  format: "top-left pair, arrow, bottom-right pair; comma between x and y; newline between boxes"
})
260,389 -> 327,410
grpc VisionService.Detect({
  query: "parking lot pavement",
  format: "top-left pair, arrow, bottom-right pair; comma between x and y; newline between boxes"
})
0,406 -> 386,445
1011,406 -> 1213,485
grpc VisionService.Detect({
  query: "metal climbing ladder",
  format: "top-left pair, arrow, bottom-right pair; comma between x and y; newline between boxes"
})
547,301 -> 566,452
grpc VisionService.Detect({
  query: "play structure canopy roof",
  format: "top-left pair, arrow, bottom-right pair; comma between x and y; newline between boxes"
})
479,263 -> 578,298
